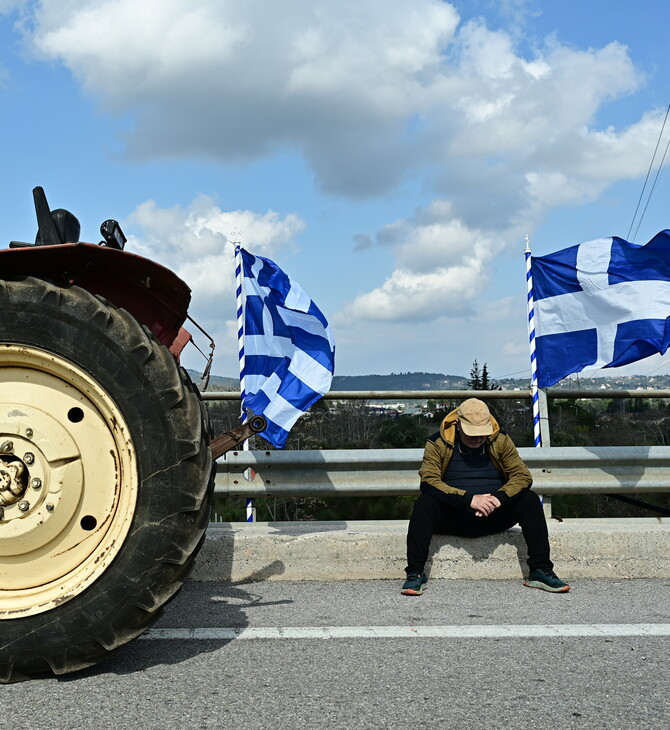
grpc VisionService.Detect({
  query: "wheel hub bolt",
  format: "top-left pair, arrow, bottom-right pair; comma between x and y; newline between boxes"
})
18,501 -> 30,512
25,428 -> 33,438
31,477 -> 42,490
46,503 -> 54,512
0,441 -> 13,453
23,452 -> 35,465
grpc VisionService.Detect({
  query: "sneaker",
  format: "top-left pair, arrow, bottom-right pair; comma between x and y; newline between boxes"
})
524,568 -> 570,593
401,572 -> 427,596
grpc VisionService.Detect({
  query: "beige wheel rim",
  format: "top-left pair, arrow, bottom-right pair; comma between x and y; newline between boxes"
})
0,344 -> 138,618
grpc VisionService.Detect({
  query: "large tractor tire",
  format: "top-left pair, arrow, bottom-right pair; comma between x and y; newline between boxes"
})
0,276 -> 214,682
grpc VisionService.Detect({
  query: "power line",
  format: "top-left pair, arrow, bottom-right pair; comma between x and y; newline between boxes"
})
632,131 -> 670,242
627,102 -> 670,242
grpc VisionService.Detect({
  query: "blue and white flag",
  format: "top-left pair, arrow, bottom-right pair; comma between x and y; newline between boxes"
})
240,249 -> 335,448
531,230 -> 670,388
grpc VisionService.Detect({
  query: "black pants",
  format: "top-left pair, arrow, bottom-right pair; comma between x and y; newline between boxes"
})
406,490 -> 553,575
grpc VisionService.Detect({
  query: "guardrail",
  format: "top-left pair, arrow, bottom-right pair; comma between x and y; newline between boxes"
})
215,446 -> 670,502
208,389 -> 670,519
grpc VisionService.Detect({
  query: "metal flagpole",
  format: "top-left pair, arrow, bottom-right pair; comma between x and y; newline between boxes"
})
524,236 -> 551,516
233,233 -> 256,523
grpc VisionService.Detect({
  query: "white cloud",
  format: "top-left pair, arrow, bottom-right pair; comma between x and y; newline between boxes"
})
332,16 -> 664,329
339,261 -> 485,322
340,199 -> 501,321
24,0 -> 459,195
15,0 -> 669,344
124,195 -> 305,374
20,1 -> 660,211
127,195 -> 304,297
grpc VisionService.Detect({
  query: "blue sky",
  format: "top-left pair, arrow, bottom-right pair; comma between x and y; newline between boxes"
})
1,0 -> 670,381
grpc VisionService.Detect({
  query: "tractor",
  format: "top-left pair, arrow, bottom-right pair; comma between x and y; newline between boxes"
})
0,187 -> 264,682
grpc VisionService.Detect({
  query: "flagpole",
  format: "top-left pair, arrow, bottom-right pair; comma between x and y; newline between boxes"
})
524,236 -> 542,448
233,233 -> 256,523
525,236 -> 551,517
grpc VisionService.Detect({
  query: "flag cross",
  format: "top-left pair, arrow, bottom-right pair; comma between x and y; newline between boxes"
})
535,237 -> 670,370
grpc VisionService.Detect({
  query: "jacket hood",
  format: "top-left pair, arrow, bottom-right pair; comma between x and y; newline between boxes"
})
439,406 -> 500,445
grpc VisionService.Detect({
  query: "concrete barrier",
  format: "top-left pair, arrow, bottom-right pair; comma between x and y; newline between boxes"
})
192,518 -> 670,582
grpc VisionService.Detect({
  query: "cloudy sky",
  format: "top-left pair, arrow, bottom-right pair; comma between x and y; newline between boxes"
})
1,0 -> 670,381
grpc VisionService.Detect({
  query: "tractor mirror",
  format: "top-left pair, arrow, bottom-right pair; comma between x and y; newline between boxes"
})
100,219 -> 127,250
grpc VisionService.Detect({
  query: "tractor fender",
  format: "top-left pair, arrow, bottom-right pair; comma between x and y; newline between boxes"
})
0,242 -> 191,350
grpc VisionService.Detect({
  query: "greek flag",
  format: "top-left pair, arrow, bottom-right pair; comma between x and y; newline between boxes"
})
531,230 -> 670,388
240,249 -> 335,448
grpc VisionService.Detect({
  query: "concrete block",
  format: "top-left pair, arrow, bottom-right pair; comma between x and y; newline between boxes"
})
191,518 -> 670,582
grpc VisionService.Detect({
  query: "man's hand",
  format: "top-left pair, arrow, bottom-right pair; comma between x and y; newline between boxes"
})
470,493 -> 501,517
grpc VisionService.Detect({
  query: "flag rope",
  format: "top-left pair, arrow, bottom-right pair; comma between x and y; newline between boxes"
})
524,237 -> 542,448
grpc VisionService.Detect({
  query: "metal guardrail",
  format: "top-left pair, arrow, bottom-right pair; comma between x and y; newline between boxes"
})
215,446 -> 670,498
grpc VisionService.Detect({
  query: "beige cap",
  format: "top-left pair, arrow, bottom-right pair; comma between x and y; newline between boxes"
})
457,398 -> 493,436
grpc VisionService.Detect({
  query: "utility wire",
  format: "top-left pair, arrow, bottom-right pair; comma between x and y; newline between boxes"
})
632,131 -> 670,242
627,102 -> 670,242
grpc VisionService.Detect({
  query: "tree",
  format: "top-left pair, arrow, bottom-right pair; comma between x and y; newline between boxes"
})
468,359 -> 482,390
481,363 -> 491,391
469,360 -> 500,391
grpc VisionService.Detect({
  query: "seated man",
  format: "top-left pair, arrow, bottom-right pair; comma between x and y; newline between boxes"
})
402,397 -> 569,595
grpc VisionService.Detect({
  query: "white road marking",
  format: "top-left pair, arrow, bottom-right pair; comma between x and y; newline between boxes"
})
140,624 -> 670,641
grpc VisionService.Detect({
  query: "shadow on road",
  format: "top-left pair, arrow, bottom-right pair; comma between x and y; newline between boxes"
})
56,560 -> 294,682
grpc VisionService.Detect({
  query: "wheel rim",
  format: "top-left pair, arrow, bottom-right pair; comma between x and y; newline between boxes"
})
0,344 -> 138,618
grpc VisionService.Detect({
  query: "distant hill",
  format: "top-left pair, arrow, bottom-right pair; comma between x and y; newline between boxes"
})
189,370 -> 469,391
189,369 -> 670,393
187,370 -> 239,390
330,372 -> 467,391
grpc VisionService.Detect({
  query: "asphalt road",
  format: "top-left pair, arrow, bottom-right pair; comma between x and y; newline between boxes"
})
3,578 -> 669,730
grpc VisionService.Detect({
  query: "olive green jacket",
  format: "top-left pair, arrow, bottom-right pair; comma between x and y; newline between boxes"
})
418,407 -> 532,510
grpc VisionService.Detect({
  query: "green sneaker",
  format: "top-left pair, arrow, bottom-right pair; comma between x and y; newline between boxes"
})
401,572 -> 427,596
524,568 -> 570,593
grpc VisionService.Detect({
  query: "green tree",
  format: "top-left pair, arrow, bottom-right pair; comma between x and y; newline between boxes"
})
468,360 -> 482,389
469,360 -> 500,391
481,362 -> 490,390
